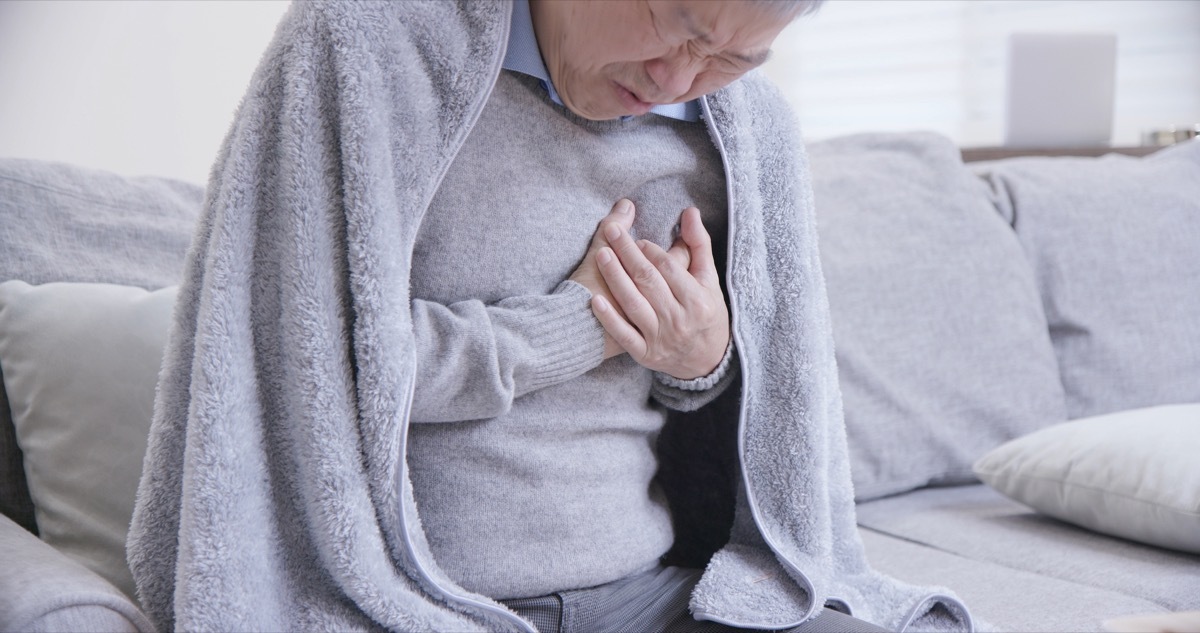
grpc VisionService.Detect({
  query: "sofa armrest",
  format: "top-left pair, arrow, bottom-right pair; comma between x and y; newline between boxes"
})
0,514 -> 153,633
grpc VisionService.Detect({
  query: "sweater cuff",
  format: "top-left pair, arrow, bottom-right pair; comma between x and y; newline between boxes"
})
655,338 -> 736,391
518,280 -> 606,393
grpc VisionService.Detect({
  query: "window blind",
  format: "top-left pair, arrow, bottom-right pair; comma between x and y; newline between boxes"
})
763,0 -> 1200,146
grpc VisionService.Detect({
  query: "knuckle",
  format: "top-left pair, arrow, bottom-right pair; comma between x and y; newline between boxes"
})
633,265 -> 658,287
622,298 -> 647,319
654,252 -> 675,273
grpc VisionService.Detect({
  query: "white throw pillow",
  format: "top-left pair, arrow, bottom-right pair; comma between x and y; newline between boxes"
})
974,403 -> 1200,554
0,280 -> 177,602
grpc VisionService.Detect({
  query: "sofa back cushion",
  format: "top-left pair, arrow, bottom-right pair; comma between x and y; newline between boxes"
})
978,140 -> 1200,419
0,159 -> 201,534
809,132 -> 1067,501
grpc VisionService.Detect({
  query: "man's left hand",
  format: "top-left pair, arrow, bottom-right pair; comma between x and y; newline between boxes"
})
590,204 -> 730,380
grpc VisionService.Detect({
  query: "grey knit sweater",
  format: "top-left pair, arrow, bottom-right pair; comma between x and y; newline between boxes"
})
407,71 -> 735,599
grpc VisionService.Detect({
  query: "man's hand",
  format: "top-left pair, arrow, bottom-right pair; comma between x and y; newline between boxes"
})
591,204 -> 730,380
569,199 -> 638,360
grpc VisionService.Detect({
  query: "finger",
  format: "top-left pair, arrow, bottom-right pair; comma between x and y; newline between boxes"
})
589,199 -> 636,251
604,221 -> 675,309
680,207 -> 718,283
591,266 -> 629,320
596,245 -> 661,338
591,294 -> 648,359
666,236 -> 691,270
638,239 -> 699,303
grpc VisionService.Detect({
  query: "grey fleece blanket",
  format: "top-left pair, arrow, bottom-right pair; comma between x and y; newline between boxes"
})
128,1 -> 973,631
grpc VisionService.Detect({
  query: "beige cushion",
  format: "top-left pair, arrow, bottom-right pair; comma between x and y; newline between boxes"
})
0,281 -> 177,602
974,403 -> 1200,554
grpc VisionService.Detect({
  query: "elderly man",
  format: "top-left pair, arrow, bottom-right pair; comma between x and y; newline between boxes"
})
404,0 -> 820,630
128,1 -> 972,632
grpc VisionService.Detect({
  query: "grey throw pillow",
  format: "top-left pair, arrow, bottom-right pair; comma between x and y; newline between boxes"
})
979,140 -> 1200,419
0,281 -> 178,603
0,158 -> 201,535
809,132 -> 1067,501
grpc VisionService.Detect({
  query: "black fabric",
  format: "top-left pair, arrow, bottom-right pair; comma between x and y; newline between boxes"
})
656,375 -> 742,569
502,565 -> 891,633
0,363 -> 38,535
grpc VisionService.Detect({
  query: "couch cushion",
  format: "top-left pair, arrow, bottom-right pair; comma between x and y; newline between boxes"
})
808,132 -> 1067,501
0,281 -> 178,603
974,403 -> 1200,554
0,513 -> 152,632
978,140 -> 1200,419
860,528 -> 1170,633
0,158 -> 201,535
856,484 -> 1200,612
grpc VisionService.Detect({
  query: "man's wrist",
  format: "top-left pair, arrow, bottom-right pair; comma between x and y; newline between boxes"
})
656,338 -> 735,392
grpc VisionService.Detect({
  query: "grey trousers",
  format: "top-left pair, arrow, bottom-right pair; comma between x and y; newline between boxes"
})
500,565 -> 890,633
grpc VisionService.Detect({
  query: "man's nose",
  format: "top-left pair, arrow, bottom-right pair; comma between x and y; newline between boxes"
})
644,53 -> 702,102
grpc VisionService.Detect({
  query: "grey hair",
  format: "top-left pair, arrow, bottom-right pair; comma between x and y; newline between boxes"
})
752,0 -> 826,20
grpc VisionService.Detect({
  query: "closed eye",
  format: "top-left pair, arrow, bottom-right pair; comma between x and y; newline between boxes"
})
730,49 -> 772,67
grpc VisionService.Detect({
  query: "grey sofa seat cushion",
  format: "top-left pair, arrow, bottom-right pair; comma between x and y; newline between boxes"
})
860,529 -> 1170,633
0,513 -> 152,632
978,140 -> 1200,419
0,158 -> 202,533
808,132 -> 1067,501
857,485 -> 1200,612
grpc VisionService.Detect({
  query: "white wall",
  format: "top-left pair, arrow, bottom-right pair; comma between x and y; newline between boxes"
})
0,0 -> 289,184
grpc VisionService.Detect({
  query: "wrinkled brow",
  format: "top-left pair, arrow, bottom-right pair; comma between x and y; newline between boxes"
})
677,7 -> 773,67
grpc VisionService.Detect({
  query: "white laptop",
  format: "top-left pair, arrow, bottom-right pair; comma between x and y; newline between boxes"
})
1004,32 -> 1118,148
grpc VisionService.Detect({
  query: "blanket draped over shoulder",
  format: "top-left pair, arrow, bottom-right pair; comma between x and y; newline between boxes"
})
127,2 -> 973,631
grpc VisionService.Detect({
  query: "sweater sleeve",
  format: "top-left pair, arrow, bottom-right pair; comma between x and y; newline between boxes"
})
650,339 -> 739,412
409,280 -> 606,422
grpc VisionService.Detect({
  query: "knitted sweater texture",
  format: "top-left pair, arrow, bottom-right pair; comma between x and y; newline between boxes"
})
408,71 -> 732,599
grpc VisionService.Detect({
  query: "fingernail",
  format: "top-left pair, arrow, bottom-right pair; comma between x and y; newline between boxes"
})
595,296 -> 609,312
617,199 -> 632,214
605,223 -> 621,241
597,248 -> 612,264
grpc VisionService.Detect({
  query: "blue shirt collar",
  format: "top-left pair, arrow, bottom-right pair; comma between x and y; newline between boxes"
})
502,0 -> 701,123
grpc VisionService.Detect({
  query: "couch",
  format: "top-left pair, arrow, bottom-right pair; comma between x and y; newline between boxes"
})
1,133 -> 1197,632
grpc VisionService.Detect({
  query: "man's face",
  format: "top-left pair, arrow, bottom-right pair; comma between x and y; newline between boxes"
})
529,0 -> 797,121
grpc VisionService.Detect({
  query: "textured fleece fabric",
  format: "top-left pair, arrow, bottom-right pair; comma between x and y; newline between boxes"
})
407,70 -> 732,599
127,2 -> 973,631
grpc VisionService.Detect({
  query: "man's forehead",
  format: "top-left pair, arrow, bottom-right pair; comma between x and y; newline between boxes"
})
670,1 -> 781,66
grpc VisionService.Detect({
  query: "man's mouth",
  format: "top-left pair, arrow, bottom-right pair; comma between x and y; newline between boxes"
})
613,81 -> 654,116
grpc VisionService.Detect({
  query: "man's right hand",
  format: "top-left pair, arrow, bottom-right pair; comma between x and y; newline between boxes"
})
569,199 -> 638,360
